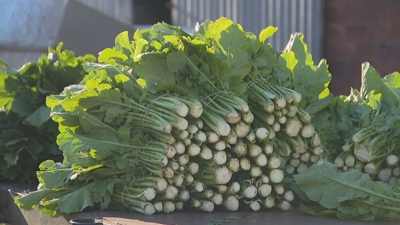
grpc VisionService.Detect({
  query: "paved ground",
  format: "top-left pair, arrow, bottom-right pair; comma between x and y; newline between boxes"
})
68,207 -> 398,225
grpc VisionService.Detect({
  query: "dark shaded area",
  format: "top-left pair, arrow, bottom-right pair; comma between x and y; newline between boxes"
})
133,0 -> 172,24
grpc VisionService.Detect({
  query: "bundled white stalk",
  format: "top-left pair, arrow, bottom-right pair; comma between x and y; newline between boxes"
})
224,181 -> 241,195
206,131 -> 220,143
194,162 -> 233,185
219,195 -> 240,211
155,184 -> 179,201
231,139 -> 248,157
239,157 -> 252,171
234,120 -> 251,138
238,180 -> 258,199
275,200 -> 292,211
263,194 -> 276,209
174,96 -> 203,118
226,157 -> 240,172
201,110 -> 231,136
221,129 -> 238,145
198,145 -> 213,160
258,184 -> 272,197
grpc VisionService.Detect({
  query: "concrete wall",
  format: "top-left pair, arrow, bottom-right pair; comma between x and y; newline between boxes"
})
0,0 -> 68,68
171,0 -> 325,62
0,0 -> 135,69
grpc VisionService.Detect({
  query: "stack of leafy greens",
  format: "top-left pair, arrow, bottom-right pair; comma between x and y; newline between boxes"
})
294,63 -> 400,221
0,44 -> 95,182
14,18 -> 330,216
294,161 -> 400,221
308,63 -> 400,184
12,17 -> 400,222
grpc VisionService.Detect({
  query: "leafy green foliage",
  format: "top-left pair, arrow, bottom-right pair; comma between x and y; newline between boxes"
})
294,162 -> 400,221
272,33 -> 331,109
0,43 -> 95,182
14,17 -> 334,217
15,160 -> 116,216
306,62 -> 400,165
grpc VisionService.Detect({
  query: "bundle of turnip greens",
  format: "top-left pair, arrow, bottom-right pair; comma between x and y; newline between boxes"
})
14,17 -> 330,216
294,63 -> 400,221
0,43 -> 95,183
308,62 -> 400,184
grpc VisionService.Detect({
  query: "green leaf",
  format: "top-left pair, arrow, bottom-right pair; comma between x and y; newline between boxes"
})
366,91 -> 382,112
360,62 -> 382,99
4,151 -> 19,165
11,97 -> 35,117
306,93 -> 335,115
37,169 -> 74,189
114,31 -> 134,57
57,129 -> 130,162
259,26 -> 278,42
294,162 -> 374,209
56,182 -> 97,214
166,51 -> 188,73
206,17 -> 251,78
24,105 -> 51,127
0,60 -> 8,67
98,48 -> 129,63
281,33 -> 331,108
132,53 -> 175,89
15,189 -> 52,210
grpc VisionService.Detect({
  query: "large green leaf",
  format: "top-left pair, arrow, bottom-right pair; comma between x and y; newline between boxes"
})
57,129 -> 130,162
37,169 -> 74,189
132,53 -> 175,90
24,105 -> 51,127
259,26 -> 278,43
360,62 -> 382,99
15,189 -> 52,210
294,162 -> 374,209
205,17 -> 251,79
281,33 -> 332,108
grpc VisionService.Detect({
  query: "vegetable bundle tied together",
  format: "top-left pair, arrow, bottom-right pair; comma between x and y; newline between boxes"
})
15,18 -> 328,216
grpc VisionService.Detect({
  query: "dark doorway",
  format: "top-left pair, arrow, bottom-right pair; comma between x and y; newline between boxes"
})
133,0 -> 172,24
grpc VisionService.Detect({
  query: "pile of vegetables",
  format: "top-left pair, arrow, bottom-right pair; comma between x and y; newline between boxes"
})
7,17 -> 400,222
0,44 -> 95,182
294,62 -> 400,221
308,62 -> 400,185
14,18 -> 329,216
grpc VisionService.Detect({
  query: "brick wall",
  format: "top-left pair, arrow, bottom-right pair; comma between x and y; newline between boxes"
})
325,0 -> 400,95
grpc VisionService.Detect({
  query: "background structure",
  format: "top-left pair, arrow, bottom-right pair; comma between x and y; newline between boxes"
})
1,0 -> 399,95
325,0 -> 400,95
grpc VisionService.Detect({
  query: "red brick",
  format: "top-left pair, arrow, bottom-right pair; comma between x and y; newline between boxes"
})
329,71 -> 359,95
345,61 -> 365,78
369,61 -> 400,76
346,24 -> 368,40
326,60 -> 345,77
330,78 -> 352,95
326,24 -> 346,40
336,5 -> 363,22
326,6 -> 342,22
377,42 -> 400,61
385,3 -> 400,21
366,3 -> 386,22
326,0 -> 371,6
370,24 -> 391,41
357,42 -> 379,60
392,24 -> 400,41
326,42 -> 357,60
